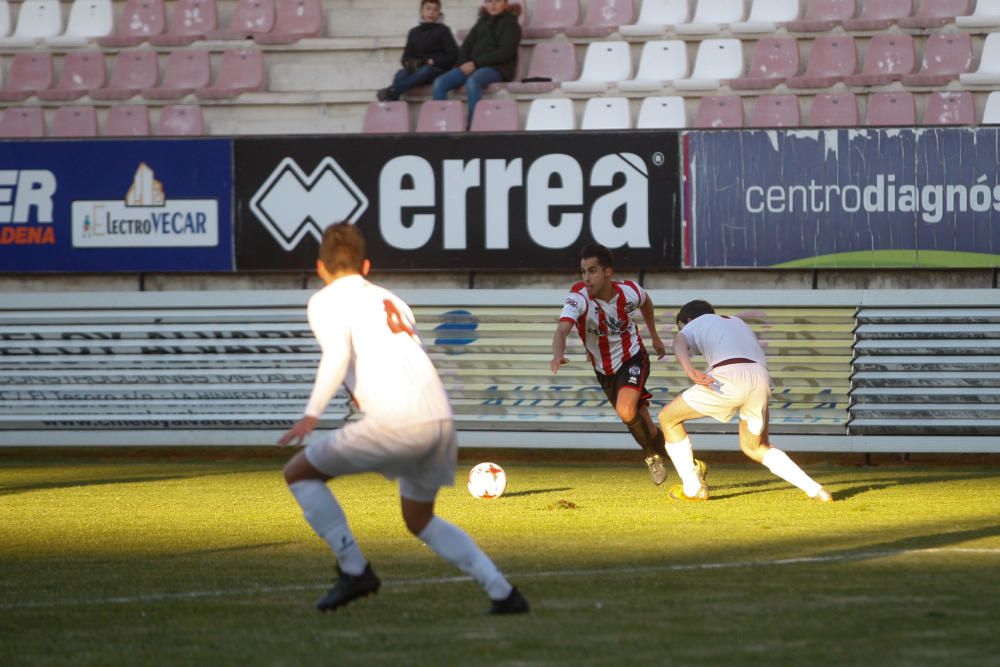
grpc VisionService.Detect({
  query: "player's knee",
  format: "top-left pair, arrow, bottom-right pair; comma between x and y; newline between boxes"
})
402,510 -> 432,536
740,441 -> 769,463
616,404 -> 638,423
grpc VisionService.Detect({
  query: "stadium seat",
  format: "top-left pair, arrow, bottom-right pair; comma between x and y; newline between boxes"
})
485,46 -> 527,93
636,96 -> 686,128
143,49 -> 210,99
0,0 -> 62,47
959,33 -> 1000,85
0,52 -> 54,101
956,0 -> 1000,27
416,100 -> 464,132
844,34 -> 915,86
922,91 -> 974,125
51,105 -> 98,137
694,95 -> 744,128
89,50 -> 157,100
47,0 -> 113,46
361,101 -> 409,133
674,39 -> 743,91
581,96 -> 631,130
525,98 -> 575,130
523,0 -> 579,38
206,0 -> 274,40
901,33 -> 972,87
730,37 -> 800,90
0,1 -> 10,38
785,0 -> 855,32
981,91 -> 1000,124
565,0 -> 633,37
98,0 -> 166,47
561,41 -> 631,94
195,48 -> 265,99
676,0 -> 745,35
106,104 -> 151,135
470,98 -> 520,132
157,103 -> 204,135
617,40 -> 687,93
865,91 -> 916,126
506,41 -> 576,94
750,94 -> 801,127
808,92 -> 859,127
842,0 -> 912,31
787,36 -> 856,88
619,0 -> 688,37
732,0 -> 800,34
0,106 -> 44,137
37,50 -> 106,101
899,0 -> 971,28
254,0 -> 322,44
150,0 -> 217,46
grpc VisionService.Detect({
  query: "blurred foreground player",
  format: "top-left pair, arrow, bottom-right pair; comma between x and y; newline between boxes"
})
279,222 -> 528,614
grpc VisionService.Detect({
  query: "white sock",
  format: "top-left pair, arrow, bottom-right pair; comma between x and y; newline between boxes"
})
666,437 -> 701,496
418,516 -> 512,600
762,448 -> 822,497
288,480 -> 367,575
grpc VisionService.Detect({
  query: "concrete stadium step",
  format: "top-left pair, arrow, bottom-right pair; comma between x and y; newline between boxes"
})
853,371 -> 1000,387
851,403 -> 1000,419
857,308 -> 1000,323
849,418 -> 1000,435
853,355 -> 1000,372
856,323 -> 1000,339
855,340 -> 1000,355
852,387 -> 1000,403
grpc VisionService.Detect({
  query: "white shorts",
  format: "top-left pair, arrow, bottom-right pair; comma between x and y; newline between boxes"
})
305,418 -> 457,502
681,363 -> 771,435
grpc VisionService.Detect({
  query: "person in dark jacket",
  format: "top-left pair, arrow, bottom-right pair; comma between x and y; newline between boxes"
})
431,0 -> 522,127
378,1 -> 459,102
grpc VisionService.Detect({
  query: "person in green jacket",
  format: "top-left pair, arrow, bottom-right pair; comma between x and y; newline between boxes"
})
431,0 -> 522,127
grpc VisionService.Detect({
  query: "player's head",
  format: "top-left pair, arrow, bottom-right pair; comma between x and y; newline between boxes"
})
676,300 -> 715,329
579,243 -> 614,297
317,222 -> 369,283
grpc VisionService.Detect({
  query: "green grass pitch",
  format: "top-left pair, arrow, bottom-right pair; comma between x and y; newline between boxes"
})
1,449 -> 998,667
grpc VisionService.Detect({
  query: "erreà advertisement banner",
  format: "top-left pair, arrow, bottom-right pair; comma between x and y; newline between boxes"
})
234,132 -> 680,270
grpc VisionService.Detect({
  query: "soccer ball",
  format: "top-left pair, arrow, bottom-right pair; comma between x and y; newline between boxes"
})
467,462 -> 507,499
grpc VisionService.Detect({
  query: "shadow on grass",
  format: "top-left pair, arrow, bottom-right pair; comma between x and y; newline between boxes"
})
0,470 -> 247,496
710,471 -> 1000,502
503,487 -> 572,498
819,522 -> 1000,560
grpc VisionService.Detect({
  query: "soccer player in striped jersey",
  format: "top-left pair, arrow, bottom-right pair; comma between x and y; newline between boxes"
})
550,243 -> 676,485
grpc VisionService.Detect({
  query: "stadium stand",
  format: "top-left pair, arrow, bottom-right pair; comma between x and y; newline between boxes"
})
676,0 -> 745,35
522,0 -> 579,39
470,97 -> 520,131
729,36 -> 800,90
46,0 -> 113,46
617,39 -> 687,93
206,0 -> 275,40
842,0 -> 912,31
105,103 -> 151,135
51,104 -> 98,136
157,103 -> 204,134
843,33 -> 916,86
143,49 -> 211,99
195,48 -> 266,99
955,0 -> 1000,27
0,0 -> 62,48
150,0 -> 218,46
0,0 -> 10,38
923,90 -> 975,125
0,104 -> 44,136
786,35 -> 857,88
415,99 -> 464,132
564,0 -> 634,38
750,93 -> 801,127
636,95 -> 686,128
98,0 -> 167,47
731,0 -> 801,34
786,0 -> 857,32
361,100 -> 409,133
809,91 -> 860,126
89,49 -> 158,100
865,90 -> 916,126
984,91 -> 1000,123
580,95 -> 630,129
694,94 -> 743,128
960,32 -> 1000,85
898,0 -> 970,28
619,0 -> 689,37
673,38 -> 743,91
254,0 -> 324,44
37,50 -> 105,101
901,32 -> 972,87
525,97 -> 574,130
561,41 -> 632,94
0,52 -> 54,101
506,41 -> 576,94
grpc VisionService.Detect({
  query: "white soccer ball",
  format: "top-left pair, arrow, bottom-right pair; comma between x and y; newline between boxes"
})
467,462 -> 507,499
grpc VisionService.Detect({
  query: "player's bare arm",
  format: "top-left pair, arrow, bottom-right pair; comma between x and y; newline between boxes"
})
672,332 -> 713,385
278,414 -> 319,447
639,295 -> 666,359
551,320 -> 574,374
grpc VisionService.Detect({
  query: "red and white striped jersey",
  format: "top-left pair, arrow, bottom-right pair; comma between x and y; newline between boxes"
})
559,280 -> 648,376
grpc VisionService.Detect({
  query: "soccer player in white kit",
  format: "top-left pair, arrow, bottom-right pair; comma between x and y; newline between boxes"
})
279,223 -> 528,614
658,300 -> 833,502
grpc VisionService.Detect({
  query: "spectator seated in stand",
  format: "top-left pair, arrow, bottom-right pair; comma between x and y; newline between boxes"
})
377,0 -> 458,102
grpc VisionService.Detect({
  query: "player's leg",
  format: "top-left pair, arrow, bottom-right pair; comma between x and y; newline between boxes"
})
658,395 -> 711,498
740,406 -> 832,501
616,388 -> 669,485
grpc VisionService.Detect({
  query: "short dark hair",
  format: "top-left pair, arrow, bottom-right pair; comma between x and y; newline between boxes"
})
676,300 -> 715,327
319,223 -> 366,274
421,0 -> 440,8
579,243 -> 613,269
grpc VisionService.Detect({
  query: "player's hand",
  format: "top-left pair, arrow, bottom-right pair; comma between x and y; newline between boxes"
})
278,415 -> 319,448
688,369 -> 714,386
651,335 -> 666,359
550,357 -> 569,374
459,61 -> 476,75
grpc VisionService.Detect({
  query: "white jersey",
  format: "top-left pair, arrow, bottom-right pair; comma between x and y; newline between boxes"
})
559,280 -> 647,376
303,274 -> 452,425
679,314 -> 767,370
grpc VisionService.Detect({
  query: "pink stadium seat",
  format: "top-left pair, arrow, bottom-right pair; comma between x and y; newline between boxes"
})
898,0 -> 970,28
254,0 -> 322,44
694,95 -> 744,129
206,0 -> 275,40
149,0 -> 218,46
922,91 -> 975,125
842,0 -> 912,31
565,0 -> 634,38
786,36 -> 856,88
865,91 -> 916,126
51,105 -> 98,136
196,48 -> 265,98
523,0 -> 579,38
785,0 -> 855,32
362,101 -> 409,133
89,50 -> 157,100
98,0 -> 167,47
844,34 -> 915,86
901,32 -> 972,87
808,92 -> 859,127
730,37 -> 800,90
158,104 -> 204,135
0,106 -> 45,137
37,50 -> 106,101
506,42 -> 576,94
416,100 -> 464,132
143,49 -> 211,99
750,94 -> 801,127
0,52 -> 54,102
470,98 -> 520,132
106,104 -> 151,135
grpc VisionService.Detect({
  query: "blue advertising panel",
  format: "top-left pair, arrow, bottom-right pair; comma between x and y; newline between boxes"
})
0,139 -> 233,272
683,128 -> 1000,268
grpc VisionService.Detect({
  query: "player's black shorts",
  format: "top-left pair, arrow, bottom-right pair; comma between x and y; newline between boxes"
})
596,348 -> 652,407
